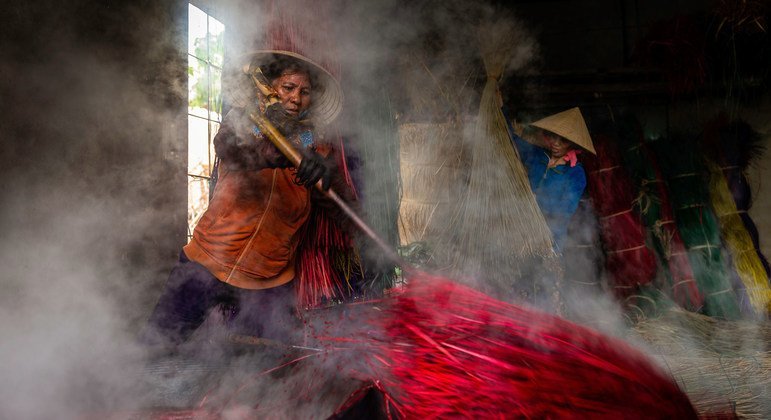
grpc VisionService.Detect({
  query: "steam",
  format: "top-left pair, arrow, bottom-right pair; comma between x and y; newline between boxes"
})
1,0 -> 768,418
0,2 -> 186,417
0,0 -> 620,417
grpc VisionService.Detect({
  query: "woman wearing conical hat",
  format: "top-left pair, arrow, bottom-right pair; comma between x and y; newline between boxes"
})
140,50 -> 356,353
509,107 -> 595,250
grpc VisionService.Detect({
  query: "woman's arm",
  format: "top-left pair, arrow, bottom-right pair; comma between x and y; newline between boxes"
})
213,107 -> 292,170
501,109 -> 539,163
510,132 -> 540,163
310,150 -> 359,231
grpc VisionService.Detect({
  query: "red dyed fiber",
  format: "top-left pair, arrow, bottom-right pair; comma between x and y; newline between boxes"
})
294,135 -> 361,309
262,0 -> 342,80
296,200 -> 357,308
584,133 -> 658,300
124,276 -> 698,418
372,274 -> 698,419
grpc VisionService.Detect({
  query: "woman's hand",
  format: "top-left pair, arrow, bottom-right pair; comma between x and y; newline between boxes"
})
295,149 -> 332,190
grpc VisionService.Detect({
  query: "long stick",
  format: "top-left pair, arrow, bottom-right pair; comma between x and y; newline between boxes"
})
247,109 -> 404,268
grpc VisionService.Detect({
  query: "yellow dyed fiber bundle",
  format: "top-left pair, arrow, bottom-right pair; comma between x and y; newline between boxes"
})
707,160 -> 771,314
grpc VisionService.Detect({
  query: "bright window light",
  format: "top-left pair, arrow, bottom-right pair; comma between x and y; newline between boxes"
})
187,3 -> 224,240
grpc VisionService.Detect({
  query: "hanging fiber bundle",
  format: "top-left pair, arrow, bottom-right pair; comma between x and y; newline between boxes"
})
650,135 -> 741,319
706,159 -> 771,315
583,132 -> 658,304
615,116 -> 704,311
703,118 -> 771,278
443,18 -> 556,295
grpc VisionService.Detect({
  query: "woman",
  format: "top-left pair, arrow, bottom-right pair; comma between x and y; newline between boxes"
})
509,107 -> 596,250
140,51 -> 354,351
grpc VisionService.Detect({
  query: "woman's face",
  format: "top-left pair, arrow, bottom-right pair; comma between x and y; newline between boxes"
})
542,131 -> 573,158
271,71 -> 312,116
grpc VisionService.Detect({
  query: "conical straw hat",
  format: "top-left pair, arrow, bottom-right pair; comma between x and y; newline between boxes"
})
235,50 -> 343,127
530,107 -> 595,155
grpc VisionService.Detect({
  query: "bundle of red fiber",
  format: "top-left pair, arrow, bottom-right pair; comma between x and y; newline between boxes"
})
583,132 -> 658,302
371,274 -> 698,418
296,193 -> 360,308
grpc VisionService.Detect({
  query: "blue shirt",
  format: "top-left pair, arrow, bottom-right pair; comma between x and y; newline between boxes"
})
511,133 -> 587,249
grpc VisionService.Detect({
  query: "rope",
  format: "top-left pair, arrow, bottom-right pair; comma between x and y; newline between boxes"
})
670,172 -> 699,179
640,179 -> 664,185
688,244 -> 720,251
673,279 -> 697,288
600,208 -> 633,220
590,165 -> 621,174
607,244 -> 647,254
677,204 -> 704,210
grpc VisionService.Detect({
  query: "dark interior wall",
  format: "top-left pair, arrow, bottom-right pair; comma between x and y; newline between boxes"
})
513,0 -> 717,71
0,0 -> 188,328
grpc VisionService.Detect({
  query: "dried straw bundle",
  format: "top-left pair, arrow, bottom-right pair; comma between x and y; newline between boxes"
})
634,308 -> 771,418
633,307 -> 770,356
655,354 -> 769,418
707,160 -> 771,315
398,122 -> 464,246
441,19 -> 555,294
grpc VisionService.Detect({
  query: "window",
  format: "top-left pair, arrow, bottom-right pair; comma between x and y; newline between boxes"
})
187,3 -> 224,240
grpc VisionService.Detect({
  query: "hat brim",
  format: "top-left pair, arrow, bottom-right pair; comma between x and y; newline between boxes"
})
529,107 -> 596,155
238,50 -> 343,127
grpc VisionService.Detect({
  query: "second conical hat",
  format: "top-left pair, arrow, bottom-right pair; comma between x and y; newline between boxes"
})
530,107 -> 596,155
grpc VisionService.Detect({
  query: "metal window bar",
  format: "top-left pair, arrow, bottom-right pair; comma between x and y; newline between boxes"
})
187,3 -> 224,240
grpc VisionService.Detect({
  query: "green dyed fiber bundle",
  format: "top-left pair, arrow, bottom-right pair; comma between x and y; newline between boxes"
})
650,136 -> 741,319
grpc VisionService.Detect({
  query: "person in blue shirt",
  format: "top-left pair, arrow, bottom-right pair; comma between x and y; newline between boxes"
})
508,107 -> 596,251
